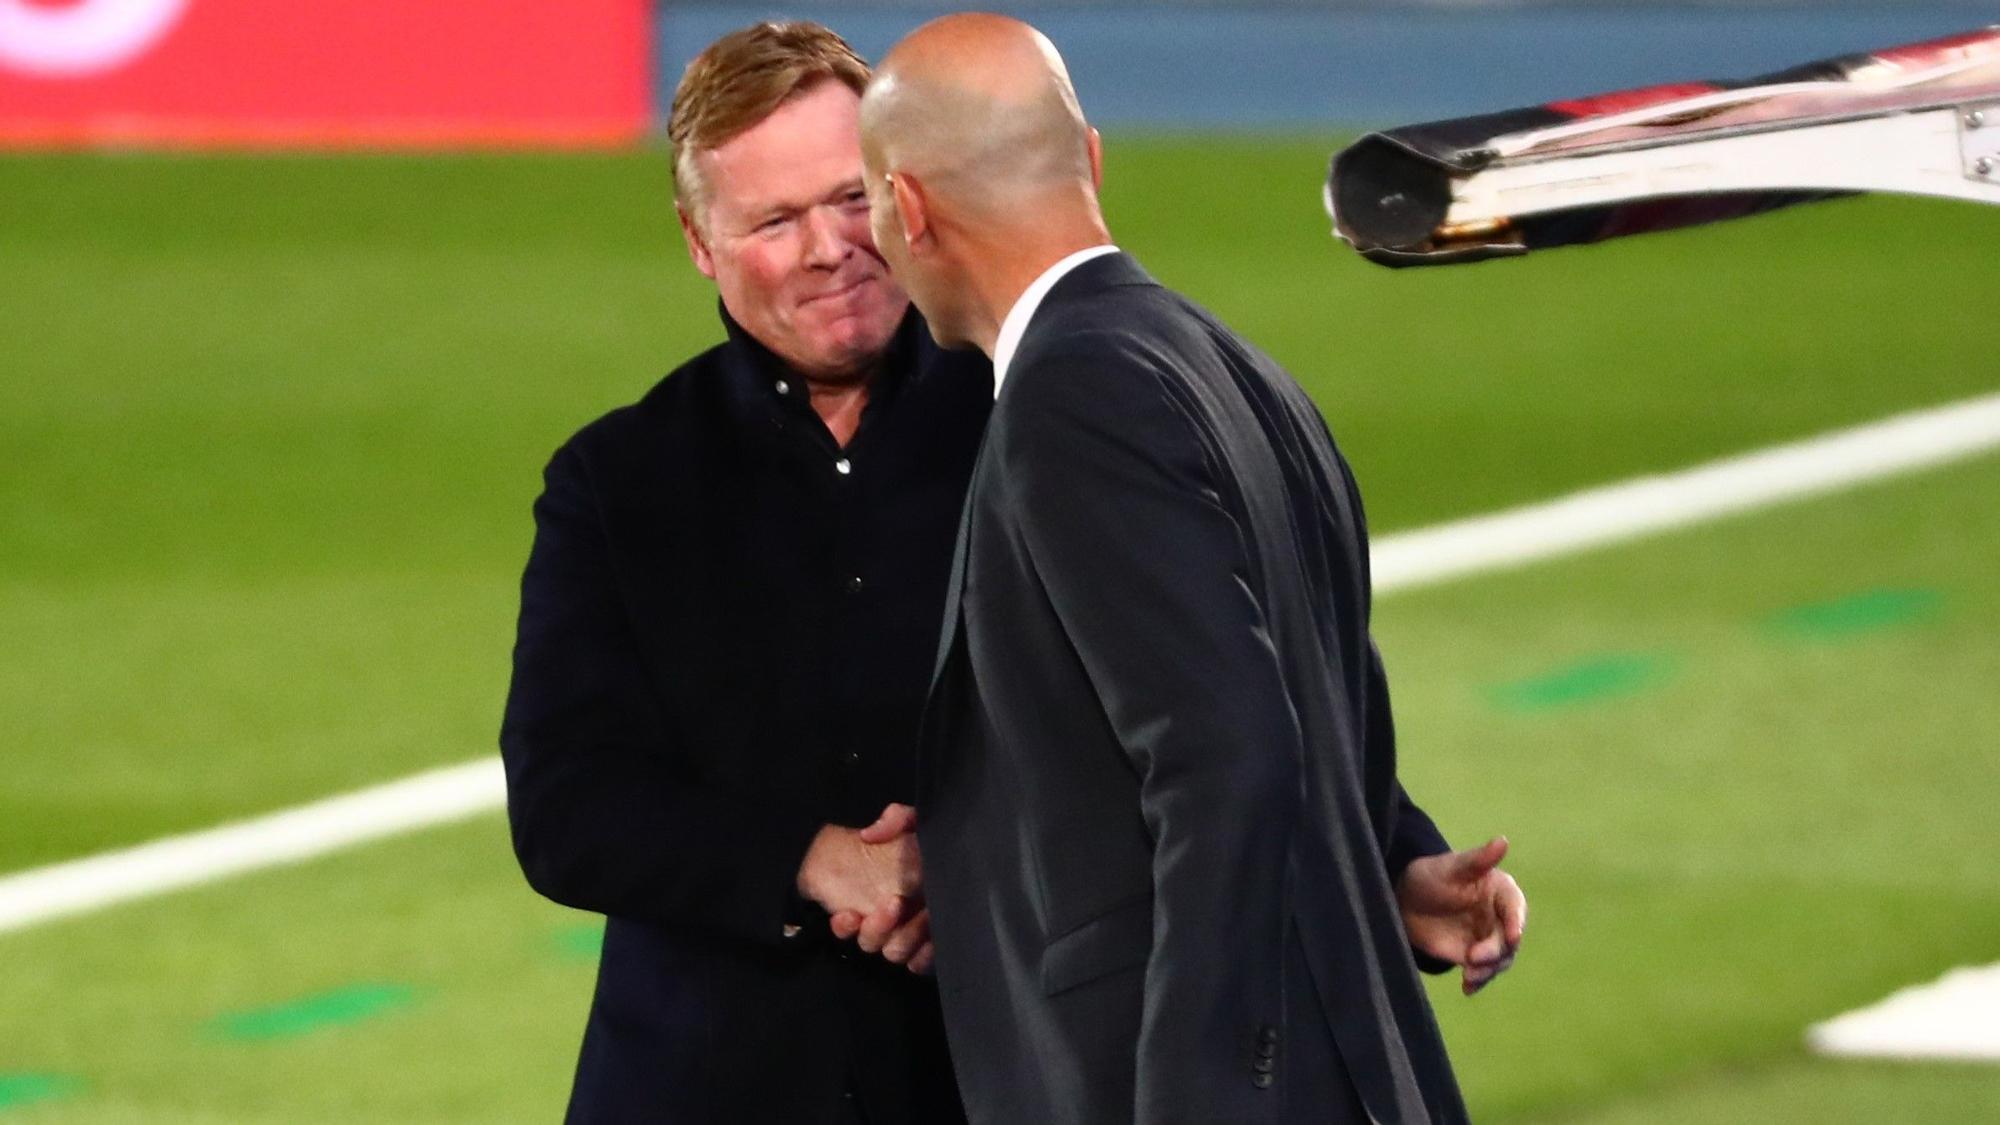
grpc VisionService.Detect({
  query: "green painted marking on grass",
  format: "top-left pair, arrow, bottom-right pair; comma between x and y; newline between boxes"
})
553,922 -> 605,961
212,983 -> 418,1043
0,1073 -> 80,1111
1492,654 -> 1675,712
1765,588 -> 1942,640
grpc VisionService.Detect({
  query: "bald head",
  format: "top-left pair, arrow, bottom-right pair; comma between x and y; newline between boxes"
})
862,14 -> 1095,215
858,15 -> 1111,354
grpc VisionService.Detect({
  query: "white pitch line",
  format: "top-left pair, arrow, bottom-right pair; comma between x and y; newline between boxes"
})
1373,390 -> 2000,593
0,759 -> 504,935
4,390 -> 2000,937
1808,963 -> 2000,1061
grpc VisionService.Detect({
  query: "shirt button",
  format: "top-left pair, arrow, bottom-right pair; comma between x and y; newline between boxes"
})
834,458 -> 852,475
842,750 -> 862,768
775,379 -> 790,395
781,924 -> 802,939
845,576 -> 864,594
1251,1072 -> 1275,1090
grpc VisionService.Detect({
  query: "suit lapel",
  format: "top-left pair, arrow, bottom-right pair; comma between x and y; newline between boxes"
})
926,410 -> 993,698
916,438 -> 980,808
930,490 -> 973,686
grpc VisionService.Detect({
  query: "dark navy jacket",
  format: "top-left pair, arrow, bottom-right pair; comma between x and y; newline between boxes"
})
502,306 -> 990,1123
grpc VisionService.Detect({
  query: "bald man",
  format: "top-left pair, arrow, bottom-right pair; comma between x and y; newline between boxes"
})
856,15 -> 1524,1124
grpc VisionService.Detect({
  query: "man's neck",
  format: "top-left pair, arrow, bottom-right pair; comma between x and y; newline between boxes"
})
963,212 -> 1113,358
804,371 -> 873,449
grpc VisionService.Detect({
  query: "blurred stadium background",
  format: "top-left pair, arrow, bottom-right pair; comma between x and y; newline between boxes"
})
4,1 -> 1998,1120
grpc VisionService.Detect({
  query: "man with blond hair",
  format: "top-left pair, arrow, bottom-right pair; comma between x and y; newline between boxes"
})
501,21 -> 985,1123
859,14 -> 1525,1123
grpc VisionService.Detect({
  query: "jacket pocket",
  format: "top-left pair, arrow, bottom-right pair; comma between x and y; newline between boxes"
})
1040,894 -> 1152,997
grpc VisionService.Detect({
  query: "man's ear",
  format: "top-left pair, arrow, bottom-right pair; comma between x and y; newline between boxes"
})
889,172 -> 932,255
1087,128 -> 1104,192
677,204 -> 717,280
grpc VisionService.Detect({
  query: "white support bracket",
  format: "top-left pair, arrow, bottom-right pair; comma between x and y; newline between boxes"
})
1963,102 -> 2000,182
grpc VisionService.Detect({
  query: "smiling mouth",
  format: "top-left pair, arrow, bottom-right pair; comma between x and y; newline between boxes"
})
804,277 -> 874,306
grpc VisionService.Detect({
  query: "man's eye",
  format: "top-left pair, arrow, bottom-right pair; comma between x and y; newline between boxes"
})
756,216 -> 789,234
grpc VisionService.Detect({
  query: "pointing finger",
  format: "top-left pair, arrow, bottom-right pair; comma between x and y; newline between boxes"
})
1450,836 -> 1509,881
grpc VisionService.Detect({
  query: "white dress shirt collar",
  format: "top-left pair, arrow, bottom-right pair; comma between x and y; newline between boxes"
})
990,244 -> 1120,399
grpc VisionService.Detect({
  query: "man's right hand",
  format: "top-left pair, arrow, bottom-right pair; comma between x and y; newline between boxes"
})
796,803 -> 922,935
814,803 -> 936,973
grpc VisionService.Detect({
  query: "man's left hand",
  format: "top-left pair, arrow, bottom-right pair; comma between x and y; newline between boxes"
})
1396,836 -> 1526,996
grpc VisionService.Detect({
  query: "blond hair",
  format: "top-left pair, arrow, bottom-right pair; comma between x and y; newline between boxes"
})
669,21 -> 871,222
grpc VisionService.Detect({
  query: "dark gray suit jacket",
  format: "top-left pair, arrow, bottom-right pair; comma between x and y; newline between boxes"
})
918,253 -> 1468,1124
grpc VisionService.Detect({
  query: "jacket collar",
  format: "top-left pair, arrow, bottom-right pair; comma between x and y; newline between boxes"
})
1037,249 -> 1157,309
992,244 -> 1122,395
713,300 -> 927,427
992,251 -> 1158,398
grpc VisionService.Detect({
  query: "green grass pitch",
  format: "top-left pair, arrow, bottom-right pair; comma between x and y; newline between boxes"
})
1,140 -> 1997,1121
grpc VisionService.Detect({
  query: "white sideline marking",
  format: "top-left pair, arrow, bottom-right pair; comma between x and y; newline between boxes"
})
0,759 -> 504,935
1808,964 -> 2000,1061
1372,390 -> 2000,593
3,390 -> 2000,937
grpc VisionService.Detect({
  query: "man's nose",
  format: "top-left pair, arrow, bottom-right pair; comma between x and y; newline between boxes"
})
802,206 -> 851,270
800,206 -> 856,270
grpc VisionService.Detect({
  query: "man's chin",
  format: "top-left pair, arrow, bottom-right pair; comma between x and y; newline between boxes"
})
820,308 -> 904,353
800,325 -> 898,382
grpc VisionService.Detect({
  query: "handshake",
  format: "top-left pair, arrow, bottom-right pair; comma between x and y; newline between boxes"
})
795,803 -> 933,974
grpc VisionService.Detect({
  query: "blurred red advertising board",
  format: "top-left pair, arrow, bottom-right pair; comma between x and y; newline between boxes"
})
0,0 -> 650,147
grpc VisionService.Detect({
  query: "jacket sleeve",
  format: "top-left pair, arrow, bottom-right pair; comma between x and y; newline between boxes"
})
499,440 -> 828,946
1388,784 -> 1449,876
1004,345 -> 1310,1123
